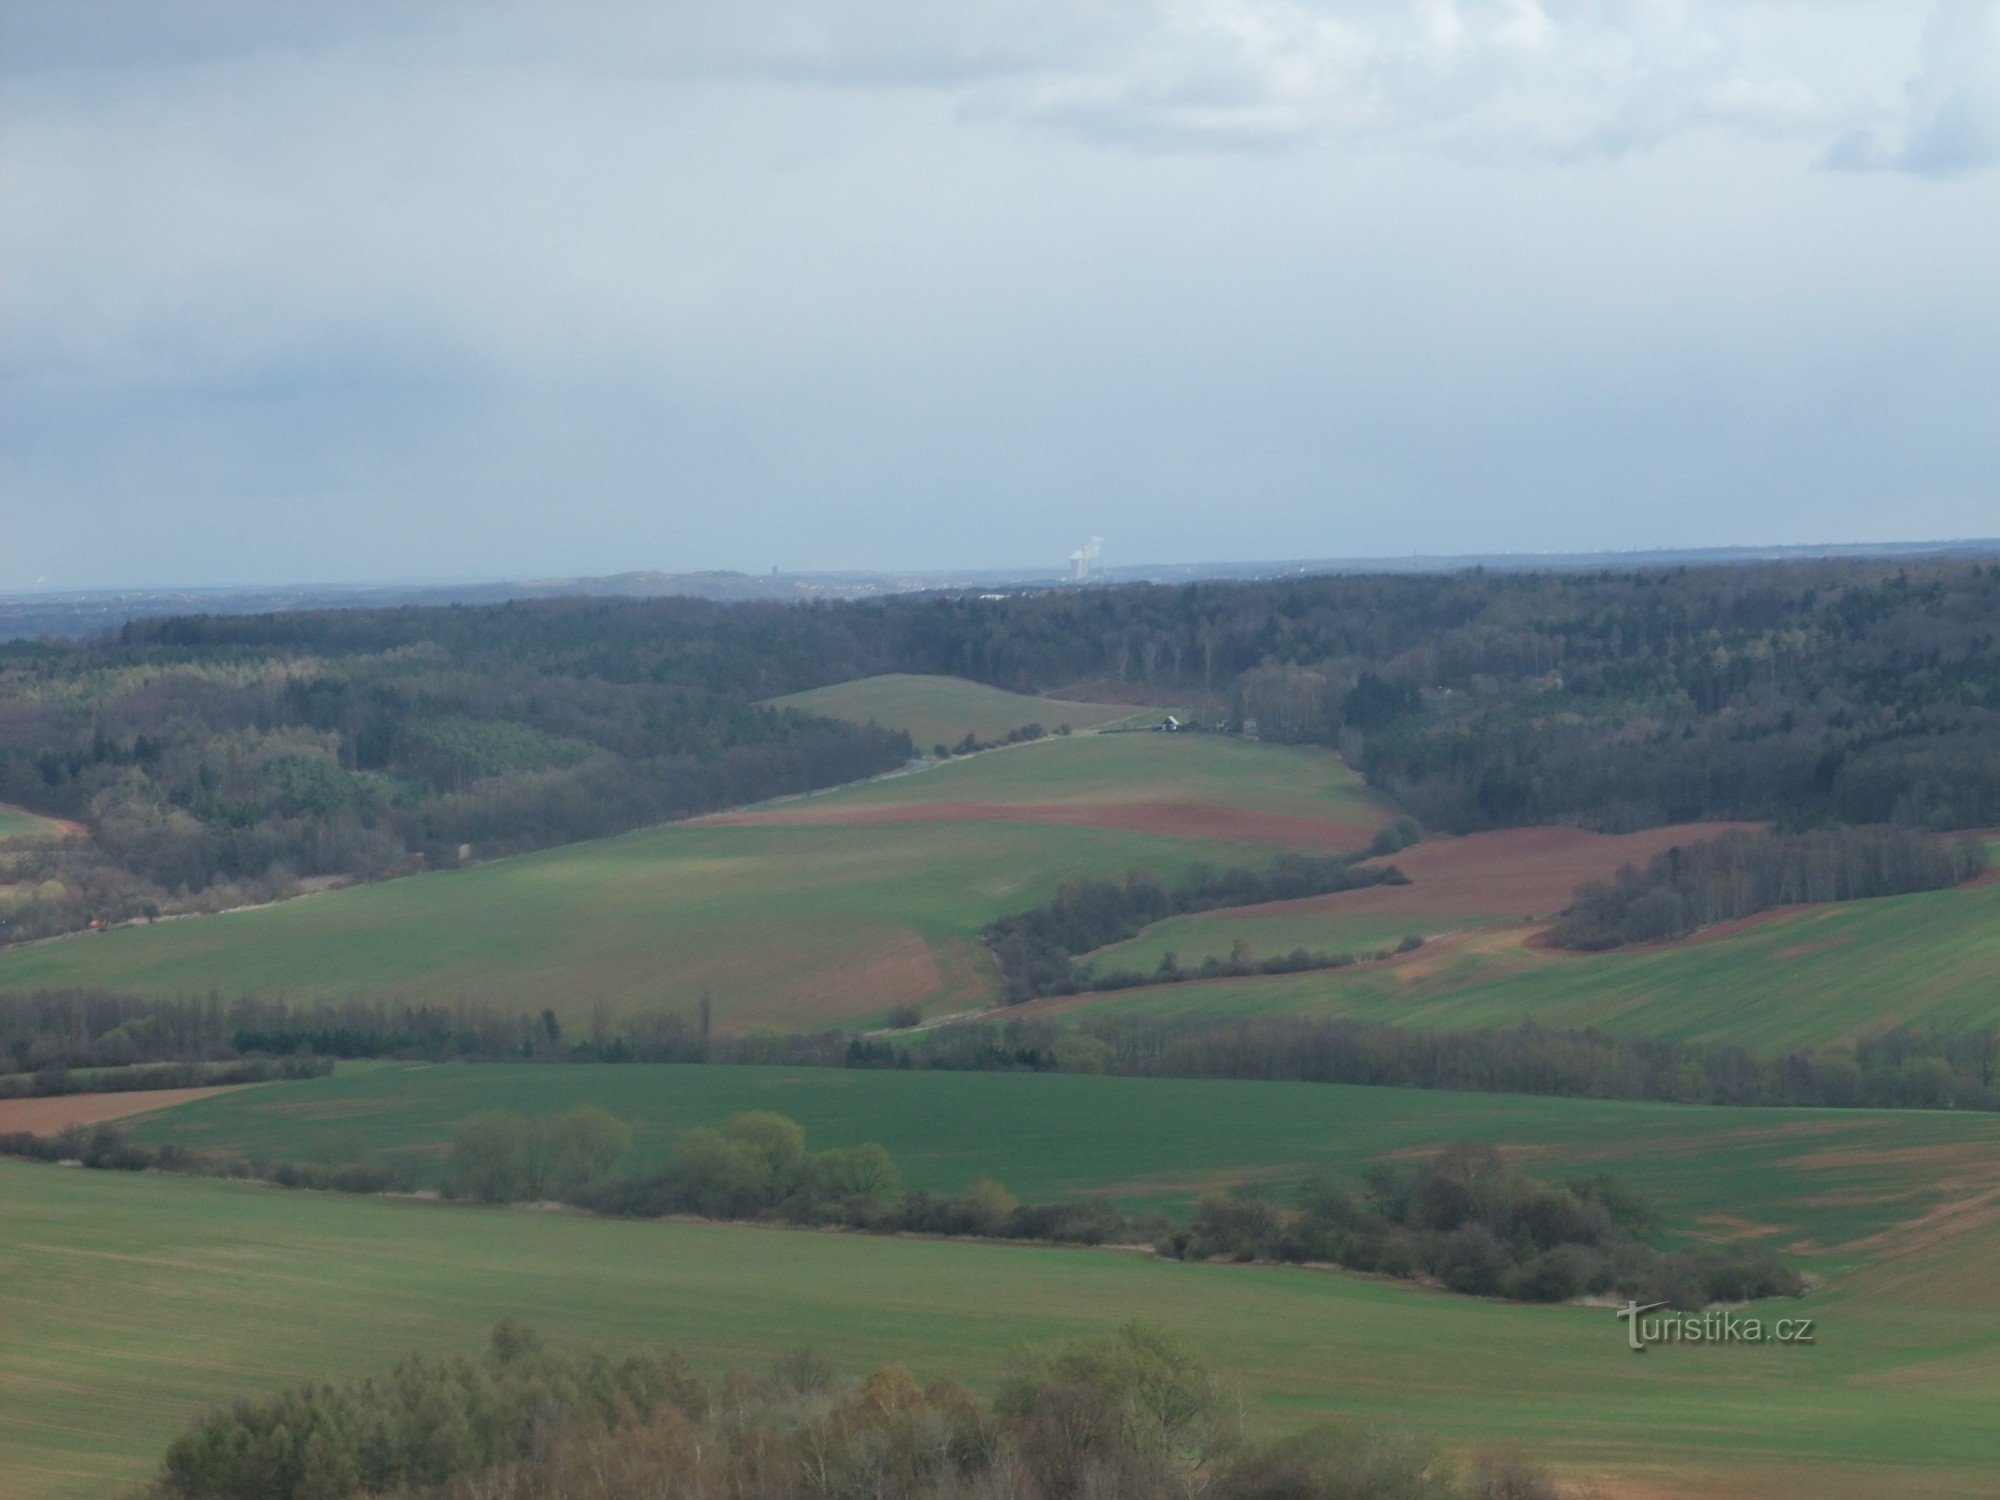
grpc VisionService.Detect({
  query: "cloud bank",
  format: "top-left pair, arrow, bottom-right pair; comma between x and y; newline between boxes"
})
1,2 -> 1994,589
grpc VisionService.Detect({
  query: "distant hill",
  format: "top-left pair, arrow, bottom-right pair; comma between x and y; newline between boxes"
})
8,538 -> 1997,639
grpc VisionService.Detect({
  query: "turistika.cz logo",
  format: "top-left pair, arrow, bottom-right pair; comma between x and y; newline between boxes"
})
1615,1301 -> 1815,1353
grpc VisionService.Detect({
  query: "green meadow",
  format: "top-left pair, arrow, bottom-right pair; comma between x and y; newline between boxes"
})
0,735 -> 1382,1028
768,673 -> 1151,745
791,730 -> 1388,826
7,1159 -> 1999,1500
128,1063 -> 2000,1276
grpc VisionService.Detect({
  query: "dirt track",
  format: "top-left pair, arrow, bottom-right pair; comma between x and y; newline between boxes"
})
0,1087 -> 239,1135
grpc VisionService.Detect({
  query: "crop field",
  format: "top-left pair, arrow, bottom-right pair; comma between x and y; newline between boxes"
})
6,1159 -> 1999,1500
0,735 -> 1383,1027
1037,877 -> 2000,1052
768,673 -> 1151,745
126,1063 -> 2000,1274
1089,823 -> 1751,971
705,731 -> 1393,849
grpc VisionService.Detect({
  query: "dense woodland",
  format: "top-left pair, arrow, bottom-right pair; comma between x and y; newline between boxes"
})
147,1322 -> 1578,1500
0,600 -> 913,940
3,558 -> 1998,942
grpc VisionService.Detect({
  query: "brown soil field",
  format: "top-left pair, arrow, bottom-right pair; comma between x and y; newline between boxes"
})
1278,821 -> 1760,923
0,1087 -> 242,1135
708,799 -> 1375,849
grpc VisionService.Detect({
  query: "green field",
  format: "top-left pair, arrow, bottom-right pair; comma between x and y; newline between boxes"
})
776,729 -> 1388,826
8,1159 -> 1999,1500
1092,908 -> 1477,972
0,735 -> 1381,1028
0,805 -> 66,843
127,1063 -> 2000,1276
1047,879 -> 2000,1051
769,673 -> 1152,746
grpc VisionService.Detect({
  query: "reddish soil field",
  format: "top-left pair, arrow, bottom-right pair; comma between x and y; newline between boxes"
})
1265,821 -> 1761,923
0,1087 -> 241,1135
709,799 -> 1375,850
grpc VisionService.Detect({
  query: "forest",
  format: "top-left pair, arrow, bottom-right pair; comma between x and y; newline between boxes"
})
2,557 -> 1997,941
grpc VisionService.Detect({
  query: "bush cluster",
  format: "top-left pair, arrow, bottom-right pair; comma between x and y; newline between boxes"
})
1159,1142 -> 1800,1309
0,1123 -> 411,1194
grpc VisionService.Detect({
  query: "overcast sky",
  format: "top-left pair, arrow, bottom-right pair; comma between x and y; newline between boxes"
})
2,1 -> 1996,591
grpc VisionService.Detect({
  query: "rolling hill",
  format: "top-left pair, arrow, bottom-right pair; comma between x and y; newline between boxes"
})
0,733 -> 1390,1028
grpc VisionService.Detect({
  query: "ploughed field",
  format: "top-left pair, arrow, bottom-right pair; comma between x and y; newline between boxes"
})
7,1157 -> 2000,1500
0,732 -> 1393,1029
1086,822 -> 1759,969
127,1062 -> 2000,1278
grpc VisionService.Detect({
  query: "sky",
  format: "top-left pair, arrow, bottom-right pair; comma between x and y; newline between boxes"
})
2,1 -> 1997,591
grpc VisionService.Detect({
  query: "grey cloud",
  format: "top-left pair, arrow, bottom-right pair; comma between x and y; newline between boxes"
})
1,2 -> 1995,591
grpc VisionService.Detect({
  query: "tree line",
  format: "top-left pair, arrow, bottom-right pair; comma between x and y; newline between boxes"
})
10,987 -> 2000,1114
436,1108 -> 1792,1311
0,1122 -> 411,1195
982,853 -> 1407,1002
857,1014 -> 2000,1113
0,1055 -> 328,1100
1549,825 -> 1989,949
147,1321 -> 1580,1500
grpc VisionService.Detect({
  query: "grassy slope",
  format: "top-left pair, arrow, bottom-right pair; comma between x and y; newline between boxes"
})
127,1063 -> 2000,1274
768,673 -> 1151,746
784,731 -> 1387,822
0,806 -> 65,842
7,1160 -> 1998,1500
1048,880 -> 2000,1051
0,736 -> 1381,1028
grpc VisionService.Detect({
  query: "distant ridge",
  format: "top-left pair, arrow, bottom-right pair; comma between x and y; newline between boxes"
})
5,538 -> 1996,641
